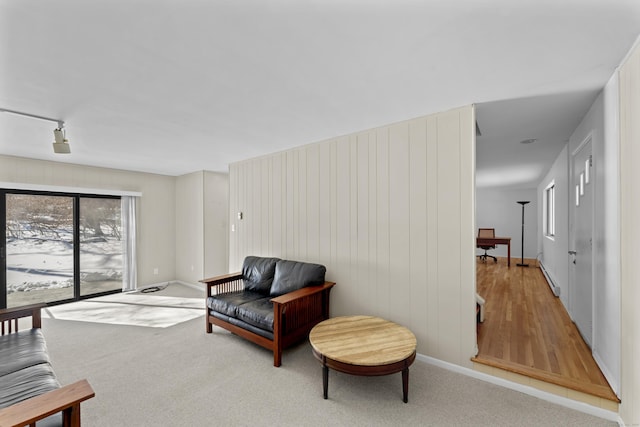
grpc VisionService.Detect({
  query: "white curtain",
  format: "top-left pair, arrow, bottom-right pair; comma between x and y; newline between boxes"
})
122,196 -> 138,292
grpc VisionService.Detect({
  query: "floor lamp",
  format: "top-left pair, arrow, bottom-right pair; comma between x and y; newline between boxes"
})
517,201 -> 530,267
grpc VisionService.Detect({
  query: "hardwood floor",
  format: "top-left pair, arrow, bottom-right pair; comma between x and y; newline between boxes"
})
473,257 -> 619,402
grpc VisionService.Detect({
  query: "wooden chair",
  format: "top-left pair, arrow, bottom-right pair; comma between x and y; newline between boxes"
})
477,228 -> 497,263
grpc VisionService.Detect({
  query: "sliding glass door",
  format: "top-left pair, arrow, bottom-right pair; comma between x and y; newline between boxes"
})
4,194 -> 75,307
79,197 -> 122,296
1,190 -> 122,308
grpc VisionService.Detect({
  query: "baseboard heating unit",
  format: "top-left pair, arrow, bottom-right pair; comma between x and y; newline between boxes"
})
538,261 -> 561,297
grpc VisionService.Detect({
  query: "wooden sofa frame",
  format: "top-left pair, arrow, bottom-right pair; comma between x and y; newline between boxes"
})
0,304 -> 95,427
202,272 -> 335,367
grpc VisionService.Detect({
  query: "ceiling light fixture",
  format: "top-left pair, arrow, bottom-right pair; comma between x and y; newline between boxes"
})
52,127 -> 70,154
0,107 -> 71,154
519,138 -> 537,144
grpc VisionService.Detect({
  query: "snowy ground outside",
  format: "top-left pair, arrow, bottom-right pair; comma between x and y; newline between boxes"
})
6,230 -> 122,306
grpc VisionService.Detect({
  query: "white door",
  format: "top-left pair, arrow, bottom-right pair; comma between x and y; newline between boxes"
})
569,138 -> 593,347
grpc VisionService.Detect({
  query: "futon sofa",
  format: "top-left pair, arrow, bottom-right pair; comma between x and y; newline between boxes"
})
202,256 -> 335,366
0,304 -> 94,427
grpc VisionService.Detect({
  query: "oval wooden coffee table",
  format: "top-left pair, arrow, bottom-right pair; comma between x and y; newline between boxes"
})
309,315 -> 417,403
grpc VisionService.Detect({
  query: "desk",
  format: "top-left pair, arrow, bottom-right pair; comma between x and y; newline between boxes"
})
477,236 -> 512,267
309,315 -> 417,403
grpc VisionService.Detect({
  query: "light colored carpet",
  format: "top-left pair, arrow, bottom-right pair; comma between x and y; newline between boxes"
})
40,283 -> 615,426
42,284 -> 203,328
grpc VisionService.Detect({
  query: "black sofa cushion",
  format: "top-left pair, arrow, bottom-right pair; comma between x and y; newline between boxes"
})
242,256 -> 280,294
270,260 -> 326,297
207,291 -> 266,317
228,317 -> 274,340
235,298 -> 274,331
0,329 -> 51,377
0,362 -> 60,408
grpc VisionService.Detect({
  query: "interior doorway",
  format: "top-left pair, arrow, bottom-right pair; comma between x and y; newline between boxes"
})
473,98 -> 616,402
569,136 -> 594,347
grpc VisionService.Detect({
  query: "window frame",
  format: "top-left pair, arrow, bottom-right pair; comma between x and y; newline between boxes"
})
544,181 -> 556,239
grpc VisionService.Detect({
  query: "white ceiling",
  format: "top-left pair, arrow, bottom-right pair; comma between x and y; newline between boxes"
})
1,1 -> 640,186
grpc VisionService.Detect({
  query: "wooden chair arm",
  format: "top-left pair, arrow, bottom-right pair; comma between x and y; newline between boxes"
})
200,273 -> 243,297
0,379 -> 95,427
271,282 -> 336,305
199,272 -> 242,286
0,303 -> 46,333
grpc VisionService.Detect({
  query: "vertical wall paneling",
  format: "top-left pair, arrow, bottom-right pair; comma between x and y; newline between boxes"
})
367,131 -> 378,313
281,153 -> 288,257
318,143 -> 331,270
330,140 -> 338,278
436,111 -> 463,361
388,122 -> 411,326
271,154 -> 282,257
409,118 -> 429,347
228,106 -> 476,366
376,129 -> 391,320
619,39 -> 640,426
335,137 -> 351,315
286,151 -> 295,256
307,145 -> 320,262
349,136 -> 359,311
425,115 -> 440,356
458,106 -> 477,357
298,149 -> 307,260
357,133 -> 369,311
261,158 -> 270,255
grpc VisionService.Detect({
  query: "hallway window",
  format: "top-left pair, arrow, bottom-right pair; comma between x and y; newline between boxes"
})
544,182 -> 555,237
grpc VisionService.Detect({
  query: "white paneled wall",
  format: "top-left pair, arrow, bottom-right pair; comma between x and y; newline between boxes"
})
203,171 -> 229,279
175,171 -> 229,284
619,38 -> 640,426
176,172 -> 204,284
229,106 -> 476,366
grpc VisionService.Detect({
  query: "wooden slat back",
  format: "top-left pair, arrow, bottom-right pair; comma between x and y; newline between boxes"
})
0,303 -> 45,335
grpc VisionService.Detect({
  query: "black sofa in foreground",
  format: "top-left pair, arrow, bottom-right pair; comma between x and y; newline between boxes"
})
0,304 -> 94,427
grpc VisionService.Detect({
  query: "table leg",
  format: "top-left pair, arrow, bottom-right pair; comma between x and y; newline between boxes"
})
402,368 -> 409,403
323,364 -> 329,399
507,241 -> 511,267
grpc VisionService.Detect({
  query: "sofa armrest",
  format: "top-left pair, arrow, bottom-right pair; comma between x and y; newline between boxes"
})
270,281 -> 336,305
200,273 -> 243,297
0,303 -> 46,334
269,281 -> 335,366
271,281 -> 336,330
0,379 -> 95,427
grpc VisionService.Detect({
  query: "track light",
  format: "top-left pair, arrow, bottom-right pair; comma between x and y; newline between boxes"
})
53,127 -> 71,154
0,107 -> 71,154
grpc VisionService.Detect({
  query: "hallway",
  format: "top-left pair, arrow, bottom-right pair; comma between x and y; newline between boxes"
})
473,258 -> 618,403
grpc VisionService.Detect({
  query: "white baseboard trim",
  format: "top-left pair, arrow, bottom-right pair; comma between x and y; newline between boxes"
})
415,353 -> 619,423
592,350 -> 620,399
